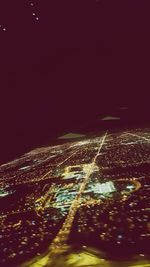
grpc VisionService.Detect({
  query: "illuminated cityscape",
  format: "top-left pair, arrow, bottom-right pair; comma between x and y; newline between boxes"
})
0,129 -> 150,266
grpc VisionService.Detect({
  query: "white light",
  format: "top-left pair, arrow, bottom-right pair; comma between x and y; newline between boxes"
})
126,185 -> 134,190
92,182 -> 116,195
19,166 -> 30,170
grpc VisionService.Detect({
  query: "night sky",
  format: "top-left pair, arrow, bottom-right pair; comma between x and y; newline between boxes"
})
0,0 -> 150,163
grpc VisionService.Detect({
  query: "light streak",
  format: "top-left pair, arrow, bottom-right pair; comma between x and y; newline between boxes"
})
125,132 -> 150,142
38,131 -> 108,266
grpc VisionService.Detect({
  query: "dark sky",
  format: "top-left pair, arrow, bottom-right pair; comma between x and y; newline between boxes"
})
0,0 -> 150,163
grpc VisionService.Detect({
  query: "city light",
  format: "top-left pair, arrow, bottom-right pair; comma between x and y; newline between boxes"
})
92,181 -> 116,195
0,129 -> 149,267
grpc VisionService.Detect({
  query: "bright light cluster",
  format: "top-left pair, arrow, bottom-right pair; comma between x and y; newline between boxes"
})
92,181 -> 116,195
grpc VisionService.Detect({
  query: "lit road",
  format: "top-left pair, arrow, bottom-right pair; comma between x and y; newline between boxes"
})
23,247 -> 150,267
51,250 -> 150,267
125,132 -> 150,142
24,132 -> 108,267
1,128 -> 148,267
35,146 -> 81,215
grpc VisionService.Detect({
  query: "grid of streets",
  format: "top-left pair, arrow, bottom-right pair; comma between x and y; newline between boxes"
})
0,129 -> 150,267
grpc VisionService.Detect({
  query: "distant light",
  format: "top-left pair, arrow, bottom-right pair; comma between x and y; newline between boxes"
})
0,188 -> 14,197
101,116 -> 120,121
19,166 -> 30,170
58,132 -> 86,140
0,191 -> 9,197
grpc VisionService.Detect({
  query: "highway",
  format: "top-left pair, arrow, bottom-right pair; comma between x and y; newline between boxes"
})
23,132 -> 108,267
